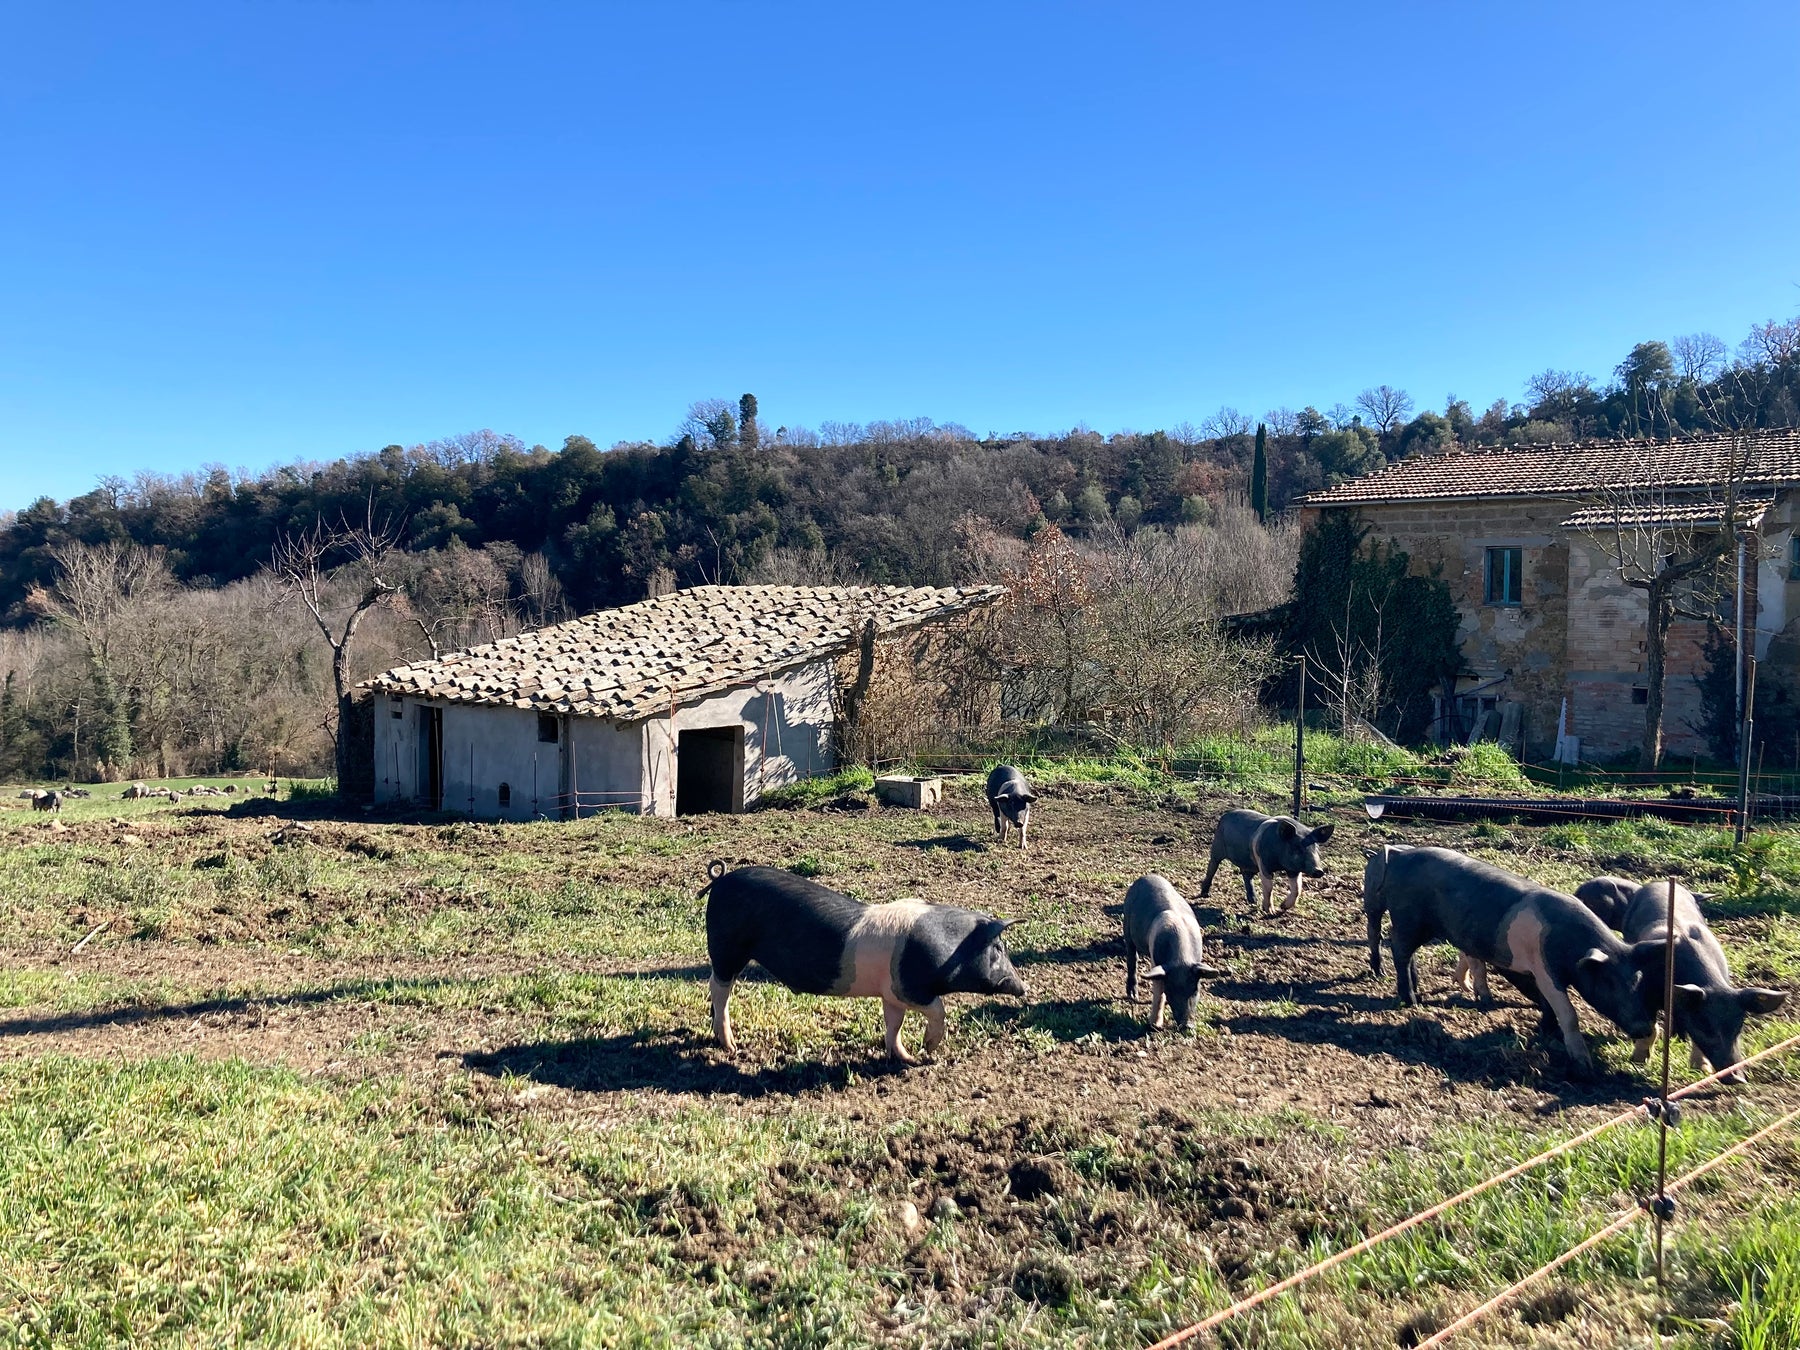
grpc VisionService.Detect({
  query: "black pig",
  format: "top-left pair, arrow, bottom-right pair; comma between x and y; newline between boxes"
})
1618,879 -> 1786,1083
1200,808 -> 1335,916
1123,874 -> 1225,1030
985,765 -> 1037,851
702,863 -> 1026,1064
1364,845 -> 1664,1074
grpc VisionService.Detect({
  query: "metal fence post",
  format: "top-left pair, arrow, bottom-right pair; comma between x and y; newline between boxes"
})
1737,657 -> 1758,844
1293,653 -> 1306,819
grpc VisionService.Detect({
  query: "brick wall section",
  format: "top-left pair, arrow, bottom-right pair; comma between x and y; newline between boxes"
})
1322,495 -> 1741,761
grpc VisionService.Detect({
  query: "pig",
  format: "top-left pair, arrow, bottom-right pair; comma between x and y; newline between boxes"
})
1617,879 -> 1786,1083
985,765 -> 1038,851
1364,845 -> 1665,1074
30,791 -> 61,813
1573,876 -> 1640,930
701,862 -> 1027,1064
1200,808 -> 1335,916
1122,874 -> 1226,1031
1457,873 -> 1646,1000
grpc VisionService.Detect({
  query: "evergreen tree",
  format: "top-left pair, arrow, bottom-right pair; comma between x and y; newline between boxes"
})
88,659 -> 132,777
1250,423 -> 1268,522
739,393 -> 760,451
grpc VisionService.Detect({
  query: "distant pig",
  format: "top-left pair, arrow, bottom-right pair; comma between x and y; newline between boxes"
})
1123,874 -> 1225,1031
702,862 -> 1027,1064
30,791 -> 61,813
1364,845 -> 1664,1074
985,765 -> 1038,851
1200,809 -> 1335,916
1618,879 -> 1786,1083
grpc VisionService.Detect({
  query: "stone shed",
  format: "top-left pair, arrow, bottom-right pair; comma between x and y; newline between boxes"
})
360,583 -> 1005,819
1296,431 -> 1800,761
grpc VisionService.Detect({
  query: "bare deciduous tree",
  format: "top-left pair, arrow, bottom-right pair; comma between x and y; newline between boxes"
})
1672,332 -> 1728,383
1574,431 -> 1759,769
1355,385 -> 1415,437
269,512 -> 402,787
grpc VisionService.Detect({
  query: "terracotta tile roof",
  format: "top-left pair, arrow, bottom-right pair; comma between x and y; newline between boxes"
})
1295,429 -> 1800,507
361,583 -> 1006,720
1560,490 -> 1775,531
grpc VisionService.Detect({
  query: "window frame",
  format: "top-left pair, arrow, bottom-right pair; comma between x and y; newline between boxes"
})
1484,546 -> 1524,607
537,714 -> 560,744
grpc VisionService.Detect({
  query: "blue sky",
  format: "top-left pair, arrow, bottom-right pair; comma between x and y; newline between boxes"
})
3,2 -> 1797,506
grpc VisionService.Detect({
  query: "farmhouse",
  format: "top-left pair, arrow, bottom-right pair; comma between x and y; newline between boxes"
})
1296,429 -> 1800,761
361,583 -> 1004,819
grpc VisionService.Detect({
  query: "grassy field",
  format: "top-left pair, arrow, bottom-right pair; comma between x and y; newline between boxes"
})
1,760 -> 1797,1347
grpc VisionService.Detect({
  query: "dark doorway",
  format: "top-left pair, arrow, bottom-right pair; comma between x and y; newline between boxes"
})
417,706 -> 444,810
676,725 -> 743,815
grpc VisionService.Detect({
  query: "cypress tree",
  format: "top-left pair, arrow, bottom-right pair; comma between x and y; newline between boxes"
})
739,393 -> 760,451
1250,423 -> 1269,522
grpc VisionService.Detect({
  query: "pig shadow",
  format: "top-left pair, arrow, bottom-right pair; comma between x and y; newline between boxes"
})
966,996 -> 1152,1044
1216,1003 -> 1656,1102
465,1031 -> 899,1098
895,835 -> 985,854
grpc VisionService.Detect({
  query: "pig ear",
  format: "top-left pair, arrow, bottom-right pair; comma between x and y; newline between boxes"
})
1741,987 -> 1788,1015
1627,938 -> 1669,972
1674,983 -> 1710,1012
1310,823 -> 1335,845
1577,947 -> 1613,974
1195,963 -> 1228,979
1276,819 -> 1298,840
1143,965 -> 1166,982
995,917 -> 1025,931
1019,790 -> 1038,802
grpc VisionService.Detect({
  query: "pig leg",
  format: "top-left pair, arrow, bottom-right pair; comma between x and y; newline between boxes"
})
1148,980 -> 1166,1029
1539,981 -> 1593,1074
710,975 -> 737,1053
1632,1036 -> 1653,1064
1689,1041 -> 1705,1073
1019,818 -> 1028,852
1240,869 -> 1258,914
1392,938 -> 1421,1006
992,805 -> 1005,840
922,999 -> 947,1053
1126,945 -> 1138,1002
882,998 -> 919,1065
1279,873 -> 1301,914
1258,869 -> 1275,916
1200,853 -> 1222,898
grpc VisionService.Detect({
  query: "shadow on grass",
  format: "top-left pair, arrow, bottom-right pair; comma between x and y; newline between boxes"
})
0,977 -> 466,1036
466,1029 -> 920,1098
894,835 -> 985,854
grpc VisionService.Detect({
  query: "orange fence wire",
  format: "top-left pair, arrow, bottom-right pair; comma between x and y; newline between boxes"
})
1142,1030 -> 1800,1350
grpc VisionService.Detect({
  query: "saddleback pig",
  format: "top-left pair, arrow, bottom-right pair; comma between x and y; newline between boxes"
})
1364,845 -> 1664,1074
1457,873 -> 1649,1000
1616,879 -> 1785,1082
1200,808 -> 1335,916
1123,874 -> 1225,1031
985,765 -> 1038,850
702,862 -> 1026,1064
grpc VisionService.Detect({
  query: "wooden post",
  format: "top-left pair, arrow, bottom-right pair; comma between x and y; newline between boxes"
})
1653,875 -> 1677,1293
1293,653 -> 1306,819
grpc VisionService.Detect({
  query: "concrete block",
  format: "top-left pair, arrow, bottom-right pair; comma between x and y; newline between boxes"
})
874,775 -> 943,809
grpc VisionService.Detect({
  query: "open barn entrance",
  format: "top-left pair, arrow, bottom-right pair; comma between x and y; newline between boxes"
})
676,725 -> 743,815
416,706 -> 443,811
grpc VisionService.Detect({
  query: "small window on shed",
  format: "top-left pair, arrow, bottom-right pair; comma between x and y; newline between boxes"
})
1485,547 -> 1523,606
538,715 -> 559,744
390,699 -> 405,719
1631,687 -> 1649,705
498,783 -> 511,807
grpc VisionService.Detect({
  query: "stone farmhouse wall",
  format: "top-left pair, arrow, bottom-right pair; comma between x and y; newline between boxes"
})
1339,495 -> 1727,762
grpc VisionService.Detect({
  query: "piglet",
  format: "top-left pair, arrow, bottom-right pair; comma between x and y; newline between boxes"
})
702,862 -> 1026,1064
985,765 -> 1037,850
1200,808 -> 1334,916
1617,879 -> 1785,1083
1123,874 -> 1225,1031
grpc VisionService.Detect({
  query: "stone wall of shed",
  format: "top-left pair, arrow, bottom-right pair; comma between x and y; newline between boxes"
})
636,659 -> 837,817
